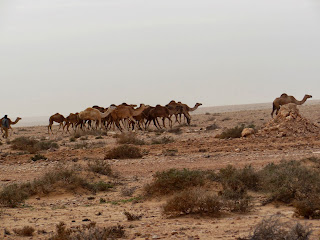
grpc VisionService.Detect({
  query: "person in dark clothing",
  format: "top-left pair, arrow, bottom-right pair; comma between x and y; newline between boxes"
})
1,115 -> 10,138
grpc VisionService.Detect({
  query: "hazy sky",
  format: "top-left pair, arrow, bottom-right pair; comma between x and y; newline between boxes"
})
1,0 -> 320,117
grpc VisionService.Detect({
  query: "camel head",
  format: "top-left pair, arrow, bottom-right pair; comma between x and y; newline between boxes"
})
305,94 -> 312,99
195,103 -> 202,107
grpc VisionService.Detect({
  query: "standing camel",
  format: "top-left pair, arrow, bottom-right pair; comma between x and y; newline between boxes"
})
78,107 -> 115,130
0,117 -> 22,137
48,113 -> 66,133
271,94 -> 312,117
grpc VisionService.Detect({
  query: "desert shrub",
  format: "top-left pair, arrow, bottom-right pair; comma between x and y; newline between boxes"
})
124,211 -> 142,221
168,127 -> 182,134
216,165 -> 260,191
87,160 -> 112,176
242,215 -> 312,240
36,140 -> 59,150
90,181 -> 113,192
162,149 -> 178,156
10,137 -> 59,153
121,187 -> 136,197
293,195 -> 320,219
49,222 -> 125,240
13,226 -> 35,236
206,123 -> 219,131
163,188 -> 222,217
216,125 -> 245,139
30,154 -> 47,161
74,141 -> 88,149
151,136 -> 174,145
69,137 -> 76,142
0,167 -> 113,207
258,160 -> 320,203
116,132 -> 145,145
0,184 -> 29,207
144,168 -> 205,196
104,145 -> 142,159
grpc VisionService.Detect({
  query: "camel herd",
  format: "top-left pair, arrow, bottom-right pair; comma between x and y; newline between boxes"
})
47,101 -> 203,133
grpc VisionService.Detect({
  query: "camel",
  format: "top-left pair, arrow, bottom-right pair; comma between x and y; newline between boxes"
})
78,107 -> 115,130
63,113 -> 81,132
146,105 -> 172,129
0,117 -> 22,137
48,113 -> 66,133
271,94 -> 312,117
166,101 -> 202,124
108,104 -> 149,131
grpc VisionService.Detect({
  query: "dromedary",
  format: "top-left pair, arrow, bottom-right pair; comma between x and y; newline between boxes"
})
63,113 -> 81,132
271,94 -> 312,117
48,113 -> 66,133
108,104 -> 148,131
167,101 -> 202,124
78,107 -> 115,130
0,117 -> 22,136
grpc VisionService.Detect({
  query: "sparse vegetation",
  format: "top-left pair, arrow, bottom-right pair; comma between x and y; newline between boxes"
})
151,136 -> 174,145
162,148 -> 178,156
0,167 -> 113,207
206,123 -> 219,131
163,188 -> 222,217
104,145 -> 142,159
216,125 -> 245,139
30,154 -> 47,161
116,132 -> 145,145
144,168 -> 205,196
13,226 -> 35,236
10,137 -> 59,153
124,211 -> 142,221
49,221 -> 125,240
87,160 -> 112,176
168,127 -> 182,134
240,215 -> 312,240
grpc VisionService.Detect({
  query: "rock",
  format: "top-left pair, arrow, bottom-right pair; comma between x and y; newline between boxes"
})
241,128 -> 255,137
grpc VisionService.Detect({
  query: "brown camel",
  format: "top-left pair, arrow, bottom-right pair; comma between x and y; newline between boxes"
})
167,101 -> 202,124
271,94 -> 312,117
146,105 -> 172,129
63,113 -> 81,132
48,113 -> 66,133
0,117 -> 22,137
108,104 -> 148,131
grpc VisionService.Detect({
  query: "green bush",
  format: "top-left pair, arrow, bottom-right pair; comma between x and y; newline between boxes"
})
144,168 -> 205,196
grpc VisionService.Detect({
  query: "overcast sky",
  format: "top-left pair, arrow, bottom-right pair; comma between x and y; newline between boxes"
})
1,0 -> 320,117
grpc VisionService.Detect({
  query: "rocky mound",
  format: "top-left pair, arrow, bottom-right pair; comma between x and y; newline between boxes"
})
258,103 -> 319,137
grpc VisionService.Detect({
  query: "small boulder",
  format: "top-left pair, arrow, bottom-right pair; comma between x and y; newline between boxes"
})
241,128 -> 255,137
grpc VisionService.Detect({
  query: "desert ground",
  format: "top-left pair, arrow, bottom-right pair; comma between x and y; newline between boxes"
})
1,102 -> 320,239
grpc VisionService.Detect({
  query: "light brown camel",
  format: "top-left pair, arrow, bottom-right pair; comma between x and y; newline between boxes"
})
0,117 -> 22,137
78,107 -> 114,130
271,94 -> 312,117
48,113 -> 66,133
109,104 -> 148,131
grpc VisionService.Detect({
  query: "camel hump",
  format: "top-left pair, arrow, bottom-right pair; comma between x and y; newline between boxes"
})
280,93 -> 288,97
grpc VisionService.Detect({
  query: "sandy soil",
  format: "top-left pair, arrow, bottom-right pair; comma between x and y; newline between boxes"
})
1,104 -> 320,239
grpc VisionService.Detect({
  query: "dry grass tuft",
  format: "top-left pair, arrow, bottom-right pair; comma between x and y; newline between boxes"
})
116,132 -> 145,145
13,226 -> 35,236
104,145 -> 142,159
10,136 -> 59,153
